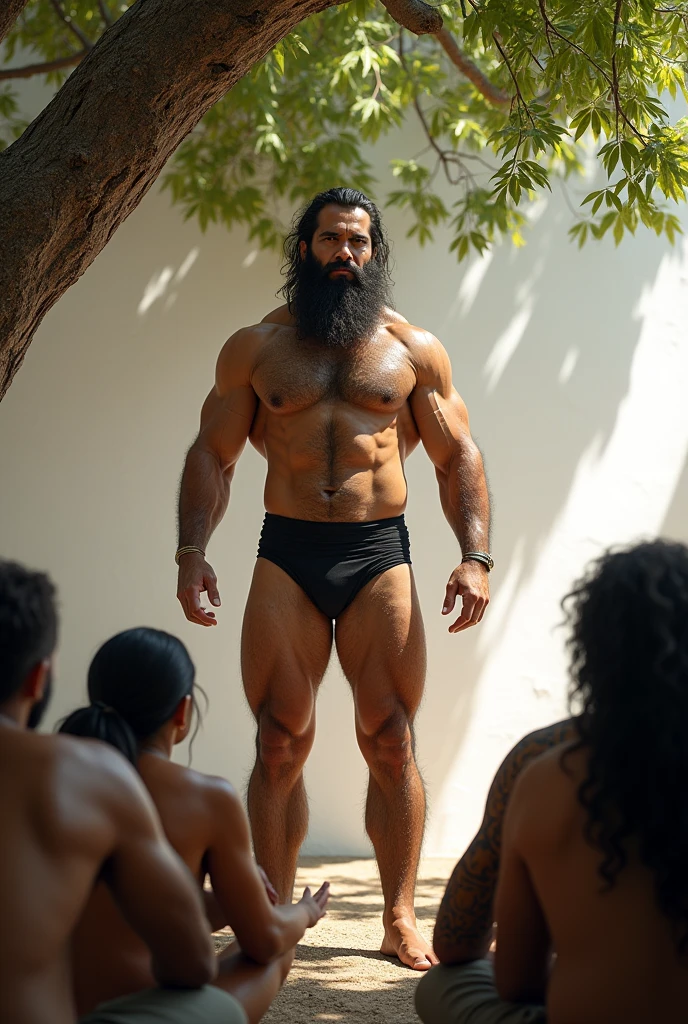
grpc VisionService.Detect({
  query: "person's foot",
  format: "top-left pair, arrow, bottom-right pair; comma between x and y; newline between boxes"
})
380,914 -> 439,971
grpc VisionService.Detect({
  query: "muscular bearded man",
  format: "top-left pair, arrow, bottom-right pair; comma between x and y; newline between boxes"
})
176,187 -> 492,971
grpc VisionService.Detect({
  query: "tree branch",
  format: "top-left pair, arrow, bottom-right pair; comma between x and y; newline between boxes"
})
379,0 -> 443,35
435,26 -> 510,108
49,0 -> 93,50
97,0 -> 113,28
0,0 -> 342,400
0,0 -> 31,46
0,52 -> 86,80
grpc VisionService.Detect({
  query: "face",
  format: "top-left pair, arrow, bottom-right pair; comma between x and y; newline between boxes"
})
292,204 -> 391,348
300,205 -> 375,278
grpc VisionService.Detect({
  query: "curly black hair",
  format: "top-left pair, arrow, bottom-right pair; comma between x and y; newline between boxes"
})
279,186 -> 392,310
562,539 -> 688,952
0,560 -> 57,704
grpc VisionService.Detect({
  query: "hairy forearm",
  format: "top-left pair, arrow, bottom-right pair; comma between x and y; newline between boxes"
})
177,444 -> 232,550
437,438 -> 491,552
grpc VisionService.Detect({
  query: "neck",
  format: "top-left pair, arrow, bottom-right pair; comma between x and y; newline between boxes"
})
139,731 -> 174,761
0,703 -> 26,729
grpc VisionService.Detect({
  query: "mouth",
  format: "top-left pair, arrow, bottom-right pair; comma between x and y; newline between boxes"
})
328,266 -> 356,280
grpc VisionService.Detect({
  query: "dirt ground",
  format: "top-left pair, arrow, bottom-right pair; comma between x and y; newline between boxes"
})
218,857 -> 455,1024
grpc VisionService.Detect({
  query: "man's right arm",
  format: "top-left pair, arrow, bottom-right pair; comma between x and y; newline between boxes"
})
96,748 -> 216,988
177,328 -> 258,626
433,719 -> 574,964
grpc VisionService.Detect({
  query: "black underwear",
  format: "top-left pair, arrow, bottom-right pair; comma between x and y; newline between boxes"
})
257,513 -> 412,620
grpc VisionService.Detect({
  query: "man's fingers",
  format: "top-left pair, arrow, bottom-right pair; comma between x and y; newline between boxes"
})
183,586 -> 217,627
205,573 -> 221,608
442,579 -> 459,614
449,592 -> 477,633
314,882 -> 330,908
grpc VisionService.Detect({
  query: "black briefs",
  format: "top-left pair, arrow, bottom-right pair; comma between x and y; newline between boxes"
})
257,513 -> 412,620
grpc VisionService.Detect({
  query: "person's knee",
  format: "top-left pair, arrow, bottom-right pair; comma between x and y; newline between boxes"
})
256,712 -> 313,778
415,964 -> 449,1023
359,708 -> 413,778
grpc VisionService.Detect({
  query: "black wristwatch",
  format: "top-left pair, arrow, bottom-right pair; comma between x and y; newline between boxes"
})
462,551 -> 494,572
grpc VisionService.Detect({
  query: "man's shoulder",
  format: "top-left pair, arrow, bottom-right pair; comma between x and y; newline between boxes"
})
386,317 -> 445,365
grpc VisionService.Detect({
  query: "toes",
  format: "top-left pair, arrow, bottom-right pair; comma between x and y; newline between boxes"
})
411,955 -> 433,971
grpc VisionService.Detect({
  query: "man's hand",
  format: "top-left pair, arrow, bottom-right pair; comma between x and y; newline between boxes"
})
257,865 -> 279,906
298,882 -> 330,927
177,554 -> 221,627
443,560 -> 490,633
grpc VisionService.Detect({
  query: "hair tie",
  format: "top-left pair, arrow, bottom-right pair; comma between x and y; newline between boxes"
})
94,700 -> 115,713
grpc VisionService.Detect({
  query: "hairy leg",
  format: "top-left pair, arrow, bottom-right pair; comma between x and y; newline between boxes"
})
242,558 -> 332,902
335,564 -> 437,970
215,941 -> 294,1024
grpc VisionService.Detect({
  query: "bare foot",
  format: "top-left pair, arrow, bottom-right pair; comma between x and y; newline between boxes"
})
380,914 -> 439,971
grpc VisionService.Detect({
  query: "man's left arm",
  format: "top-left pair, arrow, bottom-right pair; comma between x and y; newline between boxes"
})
408,331 -> 491,632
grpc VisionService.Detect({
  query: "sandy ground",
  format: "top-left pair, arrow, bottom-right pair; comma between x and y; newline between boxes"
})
217,857 -> 455,1024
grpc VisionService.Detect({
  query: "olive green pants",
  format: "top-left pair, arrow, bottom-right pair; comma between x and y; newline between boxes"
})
79,985 -> 247,1024
415,960 -> 547,1024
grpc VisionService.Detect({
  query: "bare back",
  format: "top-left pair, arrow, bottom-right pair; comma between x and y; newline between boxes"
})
0,729 -> 119,1024
0,726 -> 214,1024
71,753 -> 218,1014
495,745 -> 688,1023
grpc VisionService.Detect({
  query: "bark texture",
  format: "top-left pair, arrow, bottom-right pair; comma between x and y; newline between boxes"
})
0,0 -> 341,398
0,0 -> 31,45
0,0 -> 446,399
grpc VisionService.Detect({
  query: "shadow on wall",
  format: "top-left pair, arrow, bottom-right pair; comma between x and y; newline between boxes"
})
387,183 -> 671,814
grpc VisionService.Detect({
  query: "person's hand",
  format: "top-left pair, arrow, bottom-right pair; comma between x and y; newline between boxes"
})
177,554 -> 221,627
443,560 -> 490,633
257,865 -> 279,906
298,882 -> 330,927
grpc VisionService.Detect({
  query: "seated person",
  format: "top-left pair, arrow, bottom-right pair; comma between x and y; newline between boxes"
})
419,539 -> 688,1023
0,559 -> 222,1024
60,627 -> 329,1023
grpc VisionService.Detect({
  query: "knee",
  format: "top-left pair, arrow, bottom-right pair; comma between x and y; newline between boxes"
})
359,709 -> 413,777
257,713 -> 312,776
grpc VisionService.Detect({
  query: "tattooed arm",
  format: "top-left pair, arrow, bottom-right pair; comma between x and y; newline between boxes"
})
433,719 -> 575,965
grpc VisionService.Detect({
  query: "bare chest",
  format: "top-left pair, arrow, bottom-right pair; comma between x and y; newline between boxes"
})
251,337 -> 416,415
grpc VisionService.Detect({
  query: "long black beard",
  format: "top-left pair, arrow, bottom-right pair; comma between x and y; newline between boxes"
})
292,249 -> 392,348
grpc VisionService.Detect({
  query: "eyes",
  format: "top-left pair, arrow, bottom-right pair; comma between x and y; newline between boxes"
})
320,233 -> 368,249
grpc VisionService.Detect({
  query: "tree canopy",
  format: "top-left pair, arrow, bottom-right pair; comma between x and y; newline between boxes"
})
3,0 -> 687,261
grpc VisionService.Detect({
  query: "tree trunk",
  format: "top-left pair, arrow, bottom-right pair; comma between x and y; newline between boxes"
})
0,0 -> 31,45
0,0 -> 340,399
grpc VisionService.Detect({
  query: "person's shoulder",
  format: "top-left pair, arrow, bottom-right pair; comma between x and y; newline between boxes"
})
506,740 -> 581,843
387,318 -> 448,371
54,734 -> 143,797
197,773 -> 243,815
494,719 -> 577,791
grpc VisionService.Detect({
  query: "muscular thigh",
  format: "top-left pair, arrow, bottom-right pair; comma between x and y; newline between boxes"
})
242,558 -> 333,733
335,564 -> 426,733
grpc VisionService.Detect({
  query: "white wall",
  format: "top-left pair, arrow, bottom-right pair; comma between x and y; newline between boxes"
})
2,86 -> 687,856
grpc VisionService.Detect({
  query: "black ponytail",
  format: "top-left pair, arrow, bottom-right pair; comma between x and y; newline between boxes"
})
60,702 -> 138,764
60,628 -> 197,765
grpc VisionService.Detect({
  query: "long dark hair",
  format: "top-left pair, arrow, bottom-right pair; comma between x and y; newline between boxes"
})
279,186 -> 391,311
563,539 -> 688,952
60,628 -> 203,765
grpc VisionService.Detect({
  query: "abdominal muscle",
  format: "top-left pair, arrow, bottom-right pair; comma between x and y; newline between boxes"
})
255,403 -> 414,522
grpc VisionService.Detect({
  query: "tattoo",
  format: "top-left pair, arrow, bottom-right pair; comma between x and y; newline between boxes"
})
434,719 -> 575,957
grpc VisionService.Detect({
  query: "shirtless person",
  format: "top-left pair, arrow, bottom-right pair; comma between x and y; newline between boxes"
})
176,186 -> 492,970
421,540 -> 688,1023
0,560 -> 227,1024
60,627 -> 329,1023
